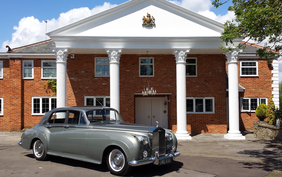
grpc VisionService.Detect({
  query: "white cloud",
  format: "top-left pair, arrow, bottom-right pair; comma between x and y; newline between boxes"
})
1,2 -> 116,51
169,0 -> 235,23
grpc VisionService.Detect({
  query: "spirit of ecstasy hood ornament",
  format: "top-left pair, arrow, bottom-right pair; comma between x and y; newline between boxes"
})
156,121 -> 159,127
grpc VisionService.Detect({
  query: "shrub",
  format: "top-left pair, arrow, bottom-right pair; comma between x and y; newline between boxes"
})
255,104 -> 267,121
266,96 -> 276,125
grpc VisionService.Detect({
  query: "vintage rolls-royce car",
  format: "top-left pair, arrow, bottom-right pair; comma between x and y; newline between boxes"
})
18,107 -> 180,176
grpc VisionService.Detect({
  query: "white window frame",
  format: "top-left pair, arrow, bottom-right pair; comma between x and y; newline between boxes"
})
32,97 -> 57,115
0,61 -> 3,79
41,60 -> 56,79
22,60 -> 34,79
186,57 -> 197,77
84,96 -> 110,106
240,60 -> 258,77
139,57 -> 154,77
95,57 -> 110,77
241,97 -> 268,112
0,98 -> 3,116
186,97 -> 215,113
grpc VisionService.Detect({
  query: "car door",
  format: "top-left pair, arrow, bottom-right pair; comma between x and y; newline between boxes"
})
45,111 -> 67,153
60,110 -> 88,155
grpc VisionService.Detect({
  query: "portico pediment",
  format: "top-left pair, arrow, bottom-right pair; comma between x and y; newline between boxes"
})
47,0 -> 238,50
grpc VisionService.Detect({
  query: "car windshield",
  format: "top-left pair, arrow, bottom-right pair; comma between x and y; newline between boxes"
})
86,109 -> 124,123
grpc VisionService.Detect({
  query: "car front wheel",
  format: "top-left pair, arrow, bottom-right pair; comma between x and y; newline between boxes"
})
32,139 -> 48,161
106,148 -> 131,176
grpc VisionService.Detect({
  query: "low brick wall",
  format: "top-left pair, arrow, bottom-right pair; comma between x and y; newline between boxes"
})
254,121 -> 282,141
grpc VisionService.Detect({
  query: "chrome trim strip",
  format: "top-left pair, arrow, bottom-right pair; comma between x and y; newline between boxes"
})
128,151 -> 180,167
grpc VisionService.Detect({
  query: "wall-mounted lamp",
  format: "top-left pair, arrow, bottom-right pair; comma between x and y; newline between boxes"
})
70,54 -> 75,60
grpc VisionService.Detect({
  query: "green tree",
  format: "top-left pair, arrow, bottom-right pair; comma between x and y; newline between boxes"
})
266,96 -> 276,125
212,0 -> 282,62
255,104 -> 267,121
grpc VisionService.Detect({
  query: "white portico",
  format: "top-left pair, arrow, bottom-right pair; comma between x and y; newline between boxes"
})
48,0 -> 244,140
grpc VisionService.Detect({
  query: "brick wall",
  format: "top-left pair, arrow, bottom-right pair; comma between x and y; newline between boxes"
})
238,59 -> 273,130
0,55 -> 272,133
66,54 -> 227,134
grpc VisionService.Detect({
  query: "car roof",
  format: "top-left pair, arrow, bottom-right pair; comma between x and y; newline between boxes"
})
51,106 -> 116,112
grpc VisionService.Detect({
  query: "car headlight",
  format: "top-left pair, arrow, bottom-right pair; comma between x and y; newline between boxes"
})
166,132 -> 173,141
141,136 -> 149,145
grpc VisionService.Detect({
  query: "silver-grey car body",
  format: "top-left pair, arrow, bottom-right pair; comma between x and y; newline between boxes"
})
18,106 -> 180,175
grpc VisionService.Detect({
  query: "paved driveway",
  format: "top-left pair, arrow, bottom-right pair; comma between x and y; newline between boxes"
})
0,132 -> 281,177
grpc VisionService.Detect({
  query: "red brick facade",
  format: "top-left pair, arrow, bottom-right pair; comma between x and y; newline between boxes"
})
238,59 -> 273,130
0,53 -> 273,133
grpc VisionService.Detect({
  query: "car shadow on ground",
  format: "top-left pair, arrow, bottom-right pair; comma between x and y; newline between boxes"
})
25,153 -> 183,176
238,140 -> 282,172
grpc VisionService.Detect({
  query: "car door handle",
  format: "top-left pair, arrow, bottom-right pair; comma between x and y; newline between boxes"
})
64,125 -> 69,129
46,125 -> 51,128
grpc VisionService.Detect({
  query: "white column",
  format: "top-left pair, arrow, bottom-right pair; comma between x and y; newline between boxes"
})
55,48 -> 68,108
224,49 -> 245,140
174,49 -> 192,140
106,49 -> 122,112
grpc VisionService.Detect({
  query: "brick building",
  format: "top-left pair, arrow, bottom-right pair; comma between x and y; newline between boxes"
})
0,0 -> 280,140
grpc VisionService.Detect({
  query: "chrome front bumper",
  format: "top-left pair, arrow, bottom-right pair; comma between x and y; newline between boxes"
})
128,151 -> 180,167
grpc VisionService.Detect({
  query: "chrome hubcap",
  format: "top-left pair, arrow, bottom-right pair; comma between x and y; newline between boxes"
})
109,149 -> 125,172
34,140 -> 44,158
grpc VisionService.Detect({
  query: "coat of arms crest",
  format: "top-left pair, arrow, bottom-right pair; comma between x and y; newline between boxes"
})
142,13 -> 155,27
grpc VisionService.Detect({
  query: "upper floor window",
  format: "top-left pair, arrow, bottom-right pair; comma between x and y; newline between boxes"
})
241,97 -> 267,112
32,97 -> 56,115
0,98 -> 3,116
95,58 -> 109,77
186,58 -> 197,77
0,61 -> 3,79
85,96 -> 110,107
23,60 -> 34,79
240,61 -> 258,77
186,97 -> 214,113
42,61 -> 56,79
140,58 -> 154,77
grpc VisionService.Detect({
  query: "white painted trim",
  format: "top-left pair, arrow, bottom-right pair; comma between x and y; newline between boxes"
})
0,61 -> 3,79
94,57 -> 110,77
0,53 -> 55,59
84,96 -> 110,106
0,98 -> 3,116
52,36 -> 236,50
41,60 -> 57,79
139,57 -> 154,77
22,60 -> 34,79
32,97 -> 57,115
240,60 -> 258,77
272,59 -> 280,108
186,97 -> 215,114
240,97 -> 268,112
186,57 -> 197,77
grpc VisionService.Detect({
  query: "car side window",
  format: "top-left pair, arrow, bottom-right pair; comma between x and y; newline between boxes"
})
48,111 -> 66,124
68,111 -> 80,124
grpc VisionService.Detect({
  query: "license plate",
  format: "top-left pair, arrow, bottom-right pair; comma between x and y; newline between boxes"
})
159,157 -> 172,165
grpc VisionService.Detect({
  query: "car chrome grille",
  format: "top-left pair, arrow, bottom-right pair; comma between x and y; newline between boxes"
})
150,127 -> 166,157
